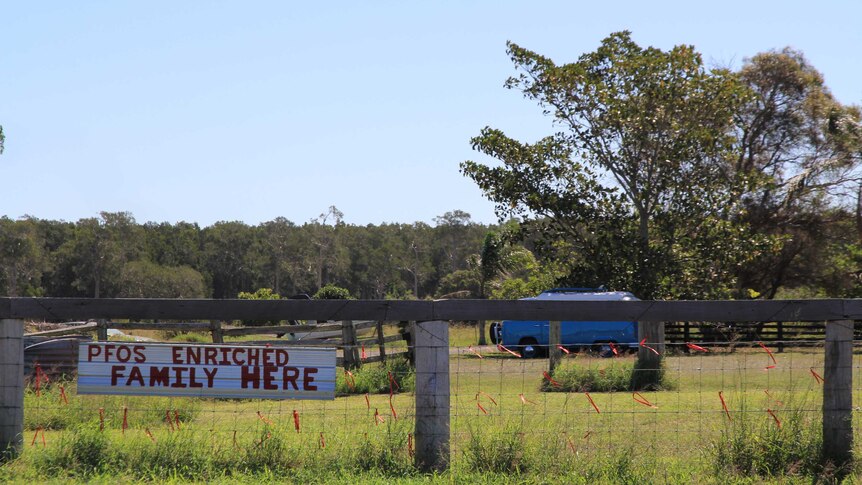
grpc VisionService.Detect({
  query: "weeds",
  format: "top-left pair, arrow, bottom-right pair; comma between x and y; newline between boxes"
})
711,391 -> 828,479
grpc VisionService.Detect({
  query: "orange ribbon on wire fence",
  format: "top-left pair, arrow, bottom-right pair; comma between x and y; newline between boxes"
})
686,342 -> 709,353
810,368 -> 824,384
467,345 -> 484,359
58,385 -> 69,405
31,426 -> 46,447
632,392 -> 658,409
344,369 -> 356,391
719,391 -> 732,421
543,371 -> 562,388
497,343 -> 521,358
640,338 -> 660,355
584,392 -> 601,413
293,410 -> 301,433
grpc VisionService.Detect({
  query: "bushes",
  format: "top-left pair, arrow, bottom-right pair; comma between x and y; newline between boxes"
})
336,357 -> 415,395
541,360 -> 673,393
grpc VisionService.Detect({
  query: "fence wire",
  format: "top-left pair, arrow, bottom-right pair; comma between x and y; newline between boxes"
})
16,326 -> 860,481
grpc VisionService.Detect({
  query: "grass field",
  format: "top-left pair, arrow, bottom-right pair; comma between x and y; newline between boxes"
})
3,334 -> 860,483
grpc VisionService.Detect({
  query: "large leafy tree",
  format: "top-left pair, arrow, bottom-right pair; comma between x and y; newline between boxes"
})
462,32 -> 767,299
731,49 -> 862,298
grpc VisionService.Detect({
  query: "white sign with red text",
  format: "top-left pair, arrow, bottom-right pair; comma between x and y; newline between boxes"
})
77,342 -> 336,400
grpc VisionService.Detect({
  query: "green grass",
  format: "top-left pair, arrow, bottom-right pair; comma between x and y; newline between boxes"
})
4,348 -> 856,483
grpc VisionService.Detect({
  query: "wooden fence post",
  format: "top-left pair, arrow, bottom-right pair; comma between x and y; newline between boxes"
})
549,320 -> 562,374
96,319 -> 108,341
414,320 -> 449,472
0,319 -> 24,460
376,321 -> 387,362
210,320 -> 224,344
634,321 -> 665,389
823,320 -> 853,466
341,320 -> 359,369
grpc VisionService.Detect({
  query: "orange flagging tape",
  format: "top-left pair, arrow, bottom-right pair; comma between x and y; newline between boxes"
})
361,344 -> 367,361
388,371 -> 401,392
640,338 -> 660,355
364,393 -> 370,409
632,392 -> 658,409
556,344 -> 571,355
686,342 -> 709,353
585,392 -> 601,413
476,391 -> 497,406
257,411 -> 274,426
374,408 -> 385,425
467,345 -> 484,359
59,385 -> 69,405
173,410 -> 181,430
99,408 -> 105,431
122,406 -> 128,435
764,365 -> 776,370
543,371 -> 562,388
497,344 -> 521,358
810,368 -> 825,384
719,391 -> 732,421
518,393 -> 537,405
764,389 -> 783,407
408,433 -> 415,458
344,369 -> 356,391
389,396 -> 398,420
609,342 -> 620,356
293,410 -> 301,433
34,363 -> 43,397
319,432 -> 325,449
145,428 -> 155,442
31,426 -> 46,447
477,402 -> 488,415
565,434 -> 576,454
166,410 -> 175,431
757,341 -> 777,365
767,409 -> 782,428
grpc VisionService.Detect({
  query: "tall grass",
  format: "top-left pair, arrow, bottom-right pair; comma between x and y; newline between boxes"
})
24,381 -> 201,431
710,391 -> 839,480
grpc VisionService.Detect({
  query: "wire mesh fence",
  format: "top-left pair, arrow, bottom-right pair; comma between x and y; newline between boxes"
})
8,322 -> 861,482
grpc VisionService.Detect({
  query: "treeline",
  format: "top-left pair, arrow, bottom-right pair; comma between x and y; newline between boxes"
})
0,208 -> 500,300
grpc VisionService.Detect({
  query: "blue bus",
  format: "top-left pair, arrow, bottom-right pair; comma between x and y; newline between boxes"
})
490,288 -> 639,358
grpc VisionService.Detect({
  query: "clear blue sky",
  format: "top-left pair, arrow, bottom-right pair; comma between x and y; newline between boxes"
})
2,1 -> 860,227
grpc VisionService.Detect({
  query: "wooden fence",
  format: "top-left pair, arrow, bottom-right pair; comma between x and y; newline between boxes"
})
1,297 -> 858,470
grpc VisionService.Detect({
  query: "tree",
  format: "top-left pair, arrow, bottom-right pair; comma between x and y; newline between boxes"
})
118,261 -> 206,298
58,212 -> 141,298
731,49 -> 862,298
462,32 -> 766,299
0,218 -> 45,296
202,221 -> 259,298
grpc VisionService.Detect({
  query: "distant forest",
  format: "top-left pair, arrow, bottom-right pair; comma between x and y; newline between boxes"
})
0,208 -> 520,300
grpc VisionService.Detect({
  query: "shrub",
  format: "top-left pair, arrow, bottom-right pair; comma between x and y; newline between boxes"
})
336,357 -> 415,395
313,284 -> 352,300
542,360 -> 672,393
